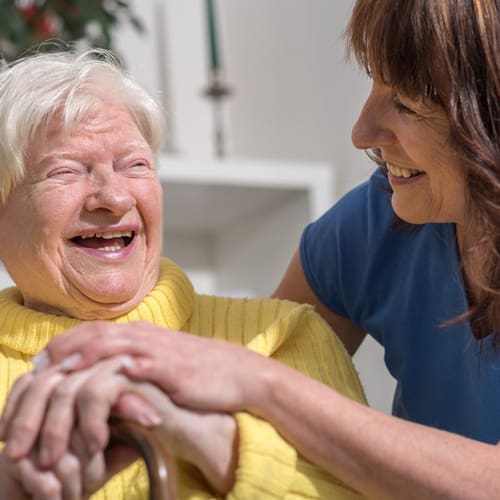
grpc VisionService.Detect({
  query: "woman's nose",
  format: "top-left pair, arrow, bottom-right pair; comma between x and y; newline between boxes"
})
84,172 -> 136,214
351,83 -> 397,150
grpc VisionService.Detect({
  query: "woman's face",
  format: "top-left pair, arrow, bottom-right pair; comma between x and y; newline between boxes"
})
0,103 -> 163,319
351,81 -> 466,226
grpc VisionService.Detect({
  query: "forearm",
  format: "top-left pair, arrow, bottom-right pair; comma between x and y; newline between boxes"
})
251,362 -> 500,500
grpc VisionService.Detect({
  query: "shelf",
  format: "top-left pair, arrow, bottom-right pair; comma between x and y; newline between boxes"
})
157,155 -> 336,296
157,155 -> 336,233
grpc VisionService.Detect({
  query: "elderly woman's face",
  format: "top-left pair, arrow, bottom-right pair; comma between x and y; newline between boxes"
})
0,103 -> 163,319
351,81 -> 466,227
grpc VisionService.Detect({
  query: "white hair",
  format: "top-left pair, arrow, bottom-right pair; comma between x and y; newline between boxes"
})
0,47 -> 164,204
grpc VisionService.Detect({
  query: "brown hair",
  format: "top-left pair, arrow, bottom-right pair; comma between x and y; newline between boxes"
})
347,0 -> 500,341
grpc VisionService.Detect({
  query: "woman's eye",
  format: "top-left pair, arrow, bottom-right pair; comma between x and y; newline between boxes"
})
47,167 -> 80,178
129,161 -> 150,171
392,94 -> 418,116
393,97 -> 417,115
122,160 -> 153,176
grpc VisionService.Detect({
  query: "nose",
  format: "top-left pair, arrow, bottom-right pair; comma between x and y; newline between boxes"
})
84,170 -> 136,214
351,82 -> 397,150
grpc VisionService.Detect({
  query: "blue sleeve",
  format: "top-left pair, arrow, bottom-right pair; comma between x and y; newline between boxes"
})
300,168 -> 394,325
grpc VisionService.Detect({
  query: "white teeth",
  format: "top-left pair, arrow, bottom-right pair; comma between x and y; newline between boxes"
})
80,231 -> 132,240
386,163 -> 423,178
100,245 -> 122,252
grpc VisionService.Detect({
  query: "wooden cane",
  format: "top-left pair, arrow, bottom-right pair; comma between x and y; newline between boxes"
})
109,420 -> 178,500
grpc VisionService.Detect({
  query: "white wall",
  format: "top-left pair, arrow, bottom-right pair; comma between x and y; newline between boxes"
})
116,0 -> 375,194
220,0 -> 374,192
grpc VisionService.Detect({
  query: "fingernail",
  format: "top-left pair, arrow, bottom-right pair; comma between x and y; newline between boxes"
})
59,353 -> 83,372
121,355 -> 136,369
137,410 -> 162,427
32,350 -> 50,373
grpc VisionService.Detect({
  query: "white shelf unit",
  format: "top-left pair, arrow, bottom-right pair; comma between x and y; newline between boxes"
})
157,155 -> 336,296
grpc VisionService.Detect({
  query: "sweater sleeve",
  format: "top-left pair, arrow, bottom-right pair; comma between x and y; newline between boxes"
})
225,302 -> 367,499
229,413 -> 362,500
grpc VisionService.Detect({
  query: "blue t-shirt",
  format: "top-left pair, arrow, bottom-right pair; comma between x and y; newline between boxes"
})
301,168 -> 500,444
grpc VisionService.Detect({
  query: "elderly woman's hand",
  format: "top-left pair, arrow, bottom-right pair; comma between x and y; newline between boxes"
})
0,352 -> 239,495
115,384 -> 239,494
0,450 -> 48,500
0,438 -> 106,500
30,320 -> 269,412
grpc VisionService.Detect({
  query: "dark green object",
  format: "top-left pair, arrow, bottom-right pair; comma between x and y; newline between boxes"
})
205,0 -> 219,71
0,0 -> 145,62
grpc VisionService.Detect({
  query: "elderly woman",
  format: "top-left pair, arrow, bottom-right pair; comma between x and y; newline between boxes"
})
10,0 -> 500,498
0,49 -> 367,499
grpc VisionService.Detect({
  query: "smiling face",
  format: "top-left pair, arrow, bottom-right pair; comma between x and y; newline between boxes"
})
351,81 -> 466,226
0,103 -> 163,319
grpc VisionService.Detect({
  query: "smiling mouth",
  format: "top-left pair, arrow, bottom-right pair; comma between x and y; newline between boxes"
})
386,163 -> 424,179
71,231 -> 135,251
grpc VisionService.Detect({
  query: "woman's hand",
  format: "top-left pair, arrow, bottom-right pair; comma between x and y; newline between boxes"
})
0,356 -> 152,463
0,450 -> 46,500
0,442 -> 106,500
115,385 -> 239,494
0,353 -> 239,495
28,321 -> 270,412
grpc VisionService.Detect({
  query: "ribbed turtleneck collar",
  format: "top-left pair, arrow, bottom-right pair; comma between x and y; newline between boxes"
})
0,258 -> 195,356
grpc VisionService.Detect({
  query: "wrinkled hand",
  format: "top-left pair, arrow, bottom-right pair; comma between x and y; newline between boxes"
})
0,432 -> 106,500
116,384 -> 239,494
28,320 -> 271,412
0,356 -> 151,464
0,352 -> 238,495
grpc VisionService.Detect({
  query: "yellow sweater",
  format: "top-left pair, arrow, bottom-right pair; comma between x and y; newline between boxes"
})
0,258 -> 366,499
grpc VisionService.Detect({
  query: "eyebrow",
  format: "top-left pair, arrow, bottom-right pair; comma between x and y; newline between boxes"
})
36,142 -> 152,164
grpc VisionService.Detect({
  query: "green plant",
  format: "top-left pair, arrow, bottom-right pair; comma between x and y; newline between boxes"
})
0,0 -> 144,61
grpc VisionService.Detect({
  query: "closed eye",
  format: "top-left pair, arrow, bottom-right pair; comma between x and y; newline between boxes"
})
114,158 -> 154,176
392,96 -> 417,115
47,166 -> 86,179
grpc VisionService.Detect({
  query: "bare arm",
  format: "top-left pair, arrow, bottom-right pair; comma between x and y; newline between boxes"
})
273,249 -> 366,355
270,250 -> 500,498
247,360 -> 500,500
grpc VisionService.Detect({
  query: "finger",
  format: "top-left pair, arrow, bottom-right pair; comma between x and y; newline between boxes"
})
3,369 -> 66,460
38,356 -> 135,465
0,372 -> 34,440
81,452 -> 107,496
111,391 -> 162,426
37,369 -> 103,467
69,429 -> 107,494
43,321 -> 147,367
16,458 -> 62,500
76,373 -> 136,455
52,453 -> 82,500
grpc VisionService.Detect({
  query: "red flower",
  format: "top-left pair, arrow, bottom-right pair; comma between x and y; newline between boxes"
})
19,5 -> 38,20
36,13 -> 58,37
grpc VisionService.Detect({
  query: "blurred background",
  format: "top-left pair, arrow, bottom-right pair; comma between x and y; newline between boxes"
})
0,0 -> 396,413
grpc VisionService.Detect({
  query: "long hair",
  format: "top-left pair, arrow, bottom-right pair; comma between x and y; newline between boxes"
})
347,0 -> 500,341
